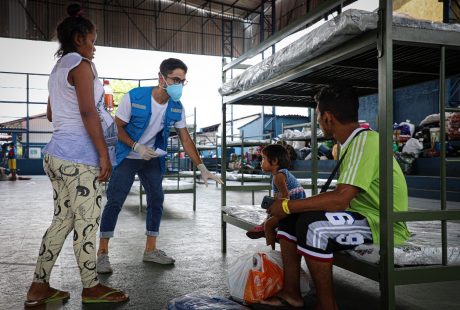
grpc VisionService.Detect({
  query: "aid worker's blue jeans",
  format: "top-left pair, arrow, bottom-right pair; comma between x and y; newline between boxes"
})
100,158 -> 164,238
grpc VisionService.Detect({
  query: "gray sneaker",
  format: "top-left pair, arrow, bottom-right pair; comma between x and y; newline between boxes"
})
97,254 -> 113,274
143,249 -> 175,265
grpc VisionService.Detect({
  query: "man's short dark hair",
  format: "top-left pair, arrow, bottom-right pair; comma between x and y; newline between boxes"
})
314,86 -> 359,124
160,58 -> 188,76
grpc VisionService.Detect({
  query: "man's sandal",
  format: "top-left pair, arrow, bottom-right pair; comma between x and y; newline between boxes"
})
24,290 -> 70,307
82,289 -> 129,304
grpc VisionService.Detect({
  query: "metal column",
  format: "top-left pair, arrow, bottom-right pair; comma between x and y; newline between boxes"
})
378,0 -> 395,308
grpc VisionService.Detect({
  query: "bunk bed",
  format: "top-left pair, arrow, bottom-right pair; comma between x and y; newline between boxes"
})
221,133 -> 273,204
279,121 -> 338,182
138,112 -> 198,212
181,136 -> 220,184
219,1 -> 460,308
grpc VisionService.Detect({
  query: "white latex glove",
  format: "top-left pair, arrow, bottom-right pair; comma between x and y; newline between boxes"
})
133,143 -> 158,160
197,163 -> 224,187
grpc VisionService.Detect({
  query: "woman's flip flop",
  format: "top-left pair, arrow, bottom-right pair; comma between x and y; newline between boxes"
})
82,289 -> 129,304
24,290 -> 70,307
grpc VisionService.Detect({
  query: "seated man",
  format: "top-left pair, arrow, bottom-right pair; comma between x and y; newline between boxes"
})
265,86 -> 410,310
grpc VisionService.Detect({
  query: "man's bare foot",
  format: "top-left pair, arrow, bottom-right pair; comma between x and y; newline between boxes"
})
82,283 -> 128,303
261,290 -> 304,308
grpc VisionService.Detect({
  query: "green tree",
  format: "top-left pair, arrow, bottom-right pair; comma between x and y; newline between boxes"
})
110,79 -> 138,115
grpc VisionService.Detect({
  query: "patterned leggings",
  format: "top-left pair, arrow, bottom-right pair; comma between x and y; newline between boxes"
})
33,154 -> 101,288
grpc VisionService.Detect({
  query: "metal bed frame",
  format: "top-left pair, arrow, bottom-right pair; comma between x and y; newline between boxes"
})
220,1 -> 460,308
139,109 -> 198,211
223,132 -> 273,204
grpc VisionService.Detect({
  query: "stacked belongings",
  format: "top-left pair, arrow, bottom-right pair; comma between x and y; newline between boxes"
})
447,112 -> 460,141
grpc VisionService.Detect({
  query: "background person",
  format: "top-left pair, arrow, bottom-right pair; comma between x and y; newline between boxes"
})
263,86 -> 410,310
246,144 -> 306,251
7,143 -> 17,181
97,58 -> 223,273
25,4 -> 128,307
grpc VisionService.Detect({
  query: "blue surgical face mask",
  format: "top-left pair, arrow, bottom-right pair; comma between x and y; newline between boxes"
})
166,83 -> 183,101
162,74 -> 183,101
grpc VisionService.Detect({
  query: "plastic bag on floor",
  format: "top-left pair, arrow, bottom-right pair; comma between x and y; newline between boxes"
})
168,293 -> 250,310
227,247 -> 311,304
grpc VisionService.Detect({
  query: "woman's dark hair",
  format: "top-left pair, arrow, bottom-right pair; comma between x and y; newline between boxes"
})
262,144 -> 290,169
314,85 -> 359,124
55,4 -> 95,58
160,58 -> 188,76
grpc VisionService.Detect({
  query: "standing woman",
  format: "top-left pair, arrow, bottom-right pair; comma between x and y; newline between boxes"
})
25,4 -> 128,307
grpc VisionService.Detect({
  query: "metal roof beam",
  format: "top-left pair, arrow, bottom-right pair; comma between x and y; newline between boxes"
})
201,0 -> 260,15
113,0 -> 157,50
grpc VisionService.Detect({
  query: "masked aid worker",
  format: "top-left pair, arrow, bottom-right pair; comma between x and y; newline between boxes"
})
97,58 -> 223,273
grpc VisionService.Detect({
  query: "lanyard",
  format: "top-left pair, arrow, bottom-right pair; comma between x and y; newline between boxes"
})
320,128 -> 370,193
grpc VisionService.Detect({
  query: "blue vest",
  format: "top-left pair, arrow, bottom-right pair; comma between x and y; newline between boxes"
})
115,86 -> 183,173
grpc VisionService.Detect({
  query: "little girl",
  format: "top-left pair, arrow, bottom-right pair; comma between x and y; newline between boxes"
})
246,144 -> 306,249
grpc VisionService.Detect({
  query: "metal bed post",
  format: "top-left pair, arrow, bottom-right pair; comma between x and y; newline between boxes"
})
439,46 -> 448,265
177,137 -> 181,188
311,107 -> 318,195
193,107 -> 197,212
378,0 -> 395,308
221,58 -> 228,253
26,74 -> 30,158
215,134 -> 219,188
240,130 -> 245,186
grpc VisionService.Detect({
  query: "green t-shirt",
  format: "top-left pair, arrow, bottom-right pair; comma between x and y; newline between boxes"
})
338,129 -> 410,245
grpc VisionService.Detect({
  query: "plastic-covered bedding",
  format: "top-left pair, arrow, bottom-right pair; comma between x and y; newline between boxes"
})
226,139 -> 271,146
130,179 -> 194,194
298,178 -> 336,188
219,9 -> 460,96
218,172 -> 271,181
346,221 -> 460,265
217,174 -> 336,185
224,205 -> 268,227
179,171 -> 201,176
279,129 -> 324,140
222,205 -> 460,266
196,145 -> 218,150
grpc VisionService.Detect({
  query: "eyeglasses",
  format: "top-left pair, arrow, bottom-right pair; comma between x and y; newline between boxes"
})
166,76 -> 188,86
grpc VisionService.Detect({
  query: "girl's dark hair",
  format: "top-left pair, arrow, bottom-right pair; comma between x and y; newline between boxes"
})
55,4 -> 95,58
262,144 -> 290,169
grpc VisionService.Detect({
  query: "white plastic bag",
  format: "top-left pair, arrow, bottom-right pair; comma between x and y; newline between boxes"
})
402,138 -> 423,156
227,246 -> 311,304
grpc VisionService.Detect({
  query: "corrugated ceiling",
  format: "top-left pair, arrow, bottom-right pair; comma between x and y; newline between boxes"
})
0,0 -> 344,57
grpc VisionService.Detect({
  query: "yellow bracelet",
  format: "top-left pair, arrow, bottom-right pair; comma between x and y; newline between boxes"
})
282,199 -> 290,214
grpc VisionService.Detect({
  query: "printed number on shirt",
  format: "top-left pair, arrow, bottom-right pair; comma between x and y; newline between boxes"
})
325,212 -> 354,226
335,233 -> 364,245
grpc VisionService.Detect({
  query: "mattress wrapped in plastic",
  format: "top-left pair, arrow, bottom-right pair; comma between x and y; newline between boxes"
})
179,171 -> 201,176
222,205 -> 460,266
346,221 -> 460,265
130,179 -> 194,194
217,172 -> 271,181
219,9 -> 460,96
298,178 -> 336,187
223,205 -> 267,226
226,139 -> 271,146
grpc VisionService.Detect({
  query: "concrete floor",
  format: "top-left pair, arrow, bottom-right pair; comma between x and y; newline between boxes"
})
0,176 -> 459,310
